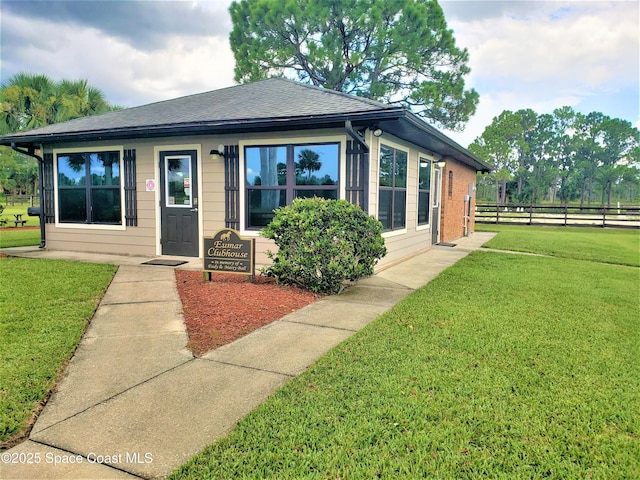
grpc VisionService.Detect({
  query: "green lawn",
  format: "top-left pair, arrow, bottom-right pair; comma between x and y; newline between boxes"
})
172,228 -> 640,479
0,228 -> 41,248
0,258 -> 116,447
476,224 -> 640,267
0,204 -> 41,248
0,204 -> 40,227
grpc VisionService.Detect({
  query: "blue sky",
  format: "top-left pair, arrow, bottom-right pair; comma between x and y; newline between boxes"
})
1,0 -> 638,147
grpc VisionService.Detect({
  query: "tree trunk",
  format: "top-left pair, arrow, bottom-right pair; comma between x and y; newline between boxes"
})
260,147 -> 279,210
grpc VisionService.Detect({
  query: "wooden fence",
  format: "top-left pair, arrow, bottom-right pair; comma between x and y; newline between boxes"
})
3,195 -> 40,206
476,204 -> 640,229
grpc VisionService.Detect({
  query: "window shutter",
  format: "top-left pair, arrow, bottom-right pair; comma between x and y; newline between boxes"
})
346,140 -> 368,211
123,149 -> 137,226
224,145 -> 240,230
42,153 -> 55,224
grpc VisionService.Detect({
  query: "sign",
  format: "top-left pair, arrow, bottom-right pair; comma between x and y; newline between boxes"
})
145,179 -> 156,192
204,229 -> 255,279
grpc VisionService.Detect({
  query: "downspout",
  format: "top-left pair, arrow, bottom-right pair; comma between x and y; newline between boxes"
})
11,142 -> 46,248
345,120 -> 369,152
345,120 -> 370,212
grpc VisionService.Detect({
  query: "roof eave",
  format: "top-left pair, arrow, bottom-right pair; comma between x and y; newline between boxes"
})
396,111 -> 492,173
0,109 -> 405,146
0,106 -> 491,173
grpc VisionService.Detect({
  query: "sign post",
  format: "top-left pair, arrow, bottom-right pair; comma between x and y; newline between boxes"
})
203,229 -> 255,282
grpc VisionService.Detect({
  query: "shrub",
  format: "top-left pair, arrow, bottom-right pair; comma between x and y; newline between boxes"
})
260,198 -> 387,294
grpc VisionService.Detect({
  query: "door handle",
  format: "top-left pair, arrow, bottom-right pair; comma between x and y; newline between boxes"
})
190,208 -> 198,212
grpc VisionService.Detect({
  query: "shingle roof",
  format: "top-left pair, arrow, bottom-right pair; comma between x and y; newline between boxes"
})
1,78 -> 491,172
3,78 -> 395,137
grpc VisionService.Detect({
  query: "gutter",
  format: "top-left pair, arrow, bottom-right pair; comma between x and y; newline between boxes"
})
0,109 -> 406,147
11,143 -> 46,248
399,111 -> 492,173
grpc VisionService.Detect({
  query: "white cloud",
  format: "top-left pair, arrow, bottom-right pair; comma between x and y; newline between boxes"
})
2,11 -> 236,107
116,36 -> 236,106
439,0 -> 639,147
453,1 -> 638,88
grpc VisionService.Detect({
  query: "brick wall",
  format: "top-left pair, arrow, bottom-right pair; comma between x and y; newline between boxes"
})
439,158 -> 477,243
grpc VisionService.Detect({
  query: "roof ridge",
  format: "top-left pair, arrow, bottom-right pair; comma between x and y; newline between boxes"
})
264,77 -> 396,110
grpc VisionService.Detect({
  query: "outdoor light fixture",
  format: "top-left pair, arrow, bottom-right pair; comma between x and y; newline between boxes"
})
209,144 -> 225,160
436,161 -> 446,169
372,128 -> 383,137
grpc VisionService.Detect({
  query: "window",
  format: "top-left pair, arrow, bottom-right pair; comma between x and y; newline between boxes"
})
448,170 -> 453,198
164,156 -> 192,207
378,144 -> 407,231
245,143 -> 339,228
418,157 -> 432,225
57,151 -> 121,224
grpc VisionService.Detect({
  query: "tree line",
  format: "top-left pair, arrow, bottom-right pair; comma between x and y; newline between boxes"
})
0,73 -> 120,196
1,1 -> 637,210
469,107 -> 640,207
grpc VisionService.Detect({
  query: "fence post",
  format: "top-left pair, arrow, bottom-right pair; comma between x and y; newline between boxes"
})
602,208 -> 606,228
495,204 -> 499,224
529,204 -> 533,225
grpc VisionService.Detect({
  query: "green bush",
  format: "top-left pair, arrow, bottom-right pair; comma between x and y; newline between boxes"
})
260,198 -> 387,294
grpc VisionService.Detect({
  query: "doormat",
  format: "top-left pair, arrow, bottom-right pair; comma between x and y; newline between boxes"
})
437,242 -> 457,247
142,259 -> 188,266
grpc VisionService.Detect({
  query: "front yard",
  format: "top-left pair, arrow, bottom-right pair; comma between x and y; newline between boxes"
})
171,226 -> 639,479
1,226 -> 638,477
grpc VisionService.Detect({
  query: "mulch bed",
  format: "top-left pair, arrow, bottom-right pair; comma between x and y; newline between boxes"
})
175,270 -> 319,356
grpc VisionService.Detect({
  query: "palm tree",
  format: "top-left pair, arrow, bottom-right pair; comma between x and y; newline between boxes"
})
297,149 -> 322,183
0,73 -> 119,197
0,73 -> 115,134
58,79 -> 111,120
0,73 -> 59,133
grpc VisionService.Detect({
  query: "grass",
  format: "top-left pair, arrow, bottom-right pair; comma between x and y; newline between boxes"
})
476,224 -> 640,267
0,204 -> 41,248
0,258 -> 116,447
0,228 -> 41,248
171,228 -> 639,479
0,204 -> 40,227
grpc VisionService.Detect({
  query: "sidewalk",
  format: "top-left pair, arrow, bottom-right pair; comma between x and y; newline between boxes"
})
0,232 -> 494,480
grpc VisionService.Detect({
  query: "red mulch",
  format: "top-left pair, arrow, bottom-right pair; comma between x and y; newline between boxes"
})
175,270 -> 319,356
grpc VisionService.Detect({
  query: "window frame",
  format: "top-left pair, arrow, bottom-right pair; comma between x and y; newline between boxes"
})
242,139 -> 342,231
378,143 -> 408,232
417,156 -> 432,227
53,146 -> 126,230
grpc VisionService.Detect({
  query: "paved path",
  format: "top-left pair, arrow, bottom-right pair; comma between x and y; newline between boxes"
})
0,232 -> 494,479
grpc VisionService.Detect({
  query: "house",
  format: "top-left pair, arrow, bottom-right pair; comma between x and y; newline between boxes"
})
0,78 -> 491,268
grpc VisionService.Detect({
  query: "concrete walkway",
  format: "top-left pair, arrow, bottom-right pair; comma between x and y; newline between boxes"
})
0,232 -> 494,480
